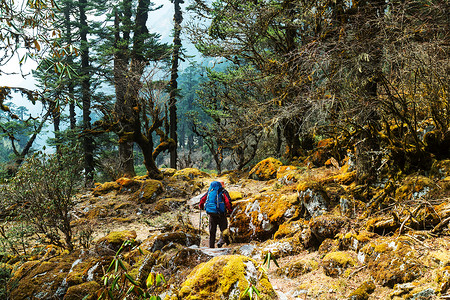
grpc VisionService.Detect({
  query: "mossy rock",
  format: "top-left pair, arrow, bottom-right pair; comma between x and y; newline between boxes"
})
394,175 -> 437,202
249,157 -> 283,181
337,230 -> 377,252
161,167 -> 177,177
172,168 -> 210,181
297,181 -> 330,217
260,236 -> 304,259
96,230 -> 137,253
366,215 -> 400,235
154,198 -> 186,213
430,250 -> 450,267
228,192 -> 297,243
361,239 -> 424,287
330,171 -> 356,185
274,219 -> 308,240
276,258 -> 319,278
63,281 -> 100,300
127,252 -> 158,287
318,238 -> 339,255
178,255 -> 277,300
135,179 -> 164,204
149,232 -> 200,252
9,251 -> 83,300
116,177 -> 138,188
322,251 -> 357,277
348,280 -> 375,300
309,214 -> 348,244
276,165 -> 299,184
92,181 -> 120,196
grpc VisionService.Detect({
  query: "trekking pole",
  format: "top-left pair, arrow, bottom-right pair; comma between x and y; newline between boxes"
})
198,208 -> 202,247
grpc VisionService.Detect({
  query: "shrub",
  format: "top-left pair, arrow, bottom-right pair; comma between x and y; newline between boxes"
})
1,146 -> 83,251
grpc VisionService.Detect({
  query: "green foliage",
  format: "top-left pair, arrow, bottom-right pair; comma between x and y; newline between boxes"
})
241,251 -> 279,300
0,146 -> 84,251
0,222 -> 34,255
0,263 -> 11,300
98,241 -> 168,300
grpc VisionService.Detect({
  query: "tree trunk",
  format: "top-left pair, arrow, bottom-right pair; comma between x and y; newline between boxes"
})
113,3 -> 136,178
79,0 -> 95,186
354,0 -> 385,184
168,0 -> 183,169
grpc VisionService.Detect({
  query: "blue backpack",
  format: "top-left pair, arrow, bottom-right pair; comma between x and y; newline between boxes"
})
205,181 -> 226,214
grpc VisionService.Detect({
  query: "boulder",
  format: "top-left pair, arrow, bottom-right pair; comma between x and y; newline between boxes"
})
249,157 -> 283,181
92,181 -> 120,196
135,179 -> 164,203
178,255 -> 278,299
63,281 -> 100,300
148,232 -> 200,252
321,251 -> 357,277
297,181 -> 330,217
309,214 -> 348,244
276,258 -> 319,278
95,230 -> 137,254
228,192 -> 298,243
359,238 -> 424,287
348,280 -> 375,300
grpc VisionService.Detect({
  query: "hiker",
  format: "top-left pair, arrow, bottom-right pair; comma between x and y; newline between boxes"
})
199,180 -> 233,248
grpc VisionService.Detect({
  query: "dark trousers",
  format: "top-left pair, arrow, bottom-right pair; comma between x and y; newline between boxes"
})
208,213 -> 228,248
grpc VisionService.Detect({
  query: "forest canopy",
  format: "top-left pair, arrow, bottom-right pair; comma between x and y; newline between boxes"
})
0,0 -> 448,183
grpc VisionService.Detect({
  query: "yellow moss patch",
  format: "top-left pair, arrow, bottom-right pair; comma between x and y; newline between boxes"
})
249,157 -> 283,181
96,230 -> 137,245
92,181 -> 120,196
179,255 -> 276,300
322,251 -> 357,277
274,219 -> 307,240
161,168 -> 177,177
172,168 -> 210,180
228,191 -> 243,201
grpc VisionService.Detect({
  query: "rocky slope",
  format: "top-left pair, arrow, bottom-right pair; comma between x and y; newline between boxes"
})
4,156 -> 450,299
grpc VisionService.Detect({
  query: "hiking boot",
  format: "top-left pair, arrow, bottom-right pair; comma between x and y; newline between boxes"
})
217,242 -> 224,248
